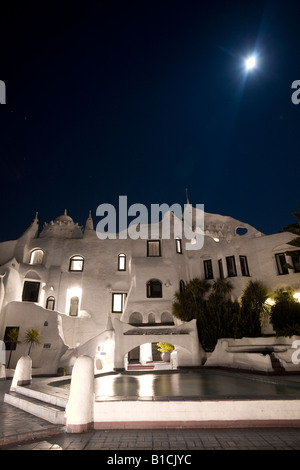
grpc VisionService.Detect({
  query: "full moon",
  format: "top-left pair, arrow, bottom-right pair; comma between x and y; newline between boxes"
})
245,56 -> 257,71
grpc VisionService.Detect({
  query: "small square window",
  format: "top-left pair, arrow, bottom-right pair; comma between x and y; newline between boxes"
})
147,240 -> 161,257
69,256 -> 84,272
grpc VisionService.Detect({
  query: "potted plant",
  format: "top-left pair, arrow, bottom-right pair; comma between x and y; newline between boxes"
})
156,342 -> 174,362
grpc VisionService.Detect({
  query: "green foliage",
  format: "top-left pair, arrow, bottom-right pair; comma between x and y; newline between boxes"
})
270,287 -> 300,336
6,328 -> 21,368
23,328 -> 42,356
172,278 -> 268,351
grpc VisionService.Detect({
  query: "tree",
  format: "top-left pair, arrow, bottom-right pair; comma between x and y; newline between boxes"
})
270,287 -> 300,336
240,280 -> 269,337
6,328 -> 21,368
23,328 -> 41,356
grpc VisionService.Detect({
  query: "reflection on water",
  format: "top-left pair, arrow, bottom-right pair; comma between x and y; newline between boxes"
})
93,370 -> 300,399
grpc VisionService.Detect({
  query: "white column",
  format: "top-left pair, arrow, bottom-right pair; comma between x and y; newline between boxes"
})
65,356 -> 94,432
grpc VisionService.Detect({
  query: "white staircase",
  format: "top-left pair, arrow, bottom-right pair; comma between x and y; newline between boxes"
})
4,385 -> 67,424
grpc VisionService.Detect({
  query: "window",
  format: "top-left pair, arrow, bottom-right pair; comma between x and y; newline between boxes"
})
69,296 -> 79,316
147,240 -> 161,257
239,255 -> 250,276
226,256 -> 237,277
4,326 -> 19,351
176,238 -> 182,254
112,293 -> 127,313
292,254 -> 300,273
218,259 -> 224,279
203,259 -> 213,280
22,281 -> 40,302
118,253 -> 126,271
275,253 -> 289,275
29,249 -> 44,265
147,279 -> 162,298
69,255 -> 84,272
46,296 -> 55,310
179,280 -> 185,292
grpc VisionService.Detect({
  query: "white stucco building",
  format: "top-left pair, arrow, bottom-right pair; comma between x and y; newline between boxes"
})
0,205 -> 299,375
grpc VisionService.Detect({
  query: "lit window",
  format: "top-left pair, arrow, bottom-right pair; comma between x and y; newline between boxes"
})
275,253 -> 289,275
22,281 -> 40,302
69,296 -> 79,316
118,253 -> 126,271
29,249 -> 44,265
239,255 -> 250,276
112,293 -> 127,313
69,255 -> 84,272
226,256 -> 237,277
46,296 -> 55,310
147,240 -> 161,257
147,279 -> 162,298
203,259 -> 213,280
176,238 -> 182,254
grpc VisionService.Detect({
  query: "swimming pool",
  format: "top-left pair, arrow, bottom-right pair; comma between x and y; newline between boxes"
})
51,369 -> 300,401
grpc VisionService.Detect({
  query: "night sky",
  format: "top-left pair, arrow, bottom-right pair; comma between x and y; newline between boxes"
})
0,0 -> 299,242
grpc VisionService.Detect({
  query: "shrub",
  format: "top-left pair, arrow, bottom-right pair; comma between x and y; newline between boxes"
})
270,288 -> 300,336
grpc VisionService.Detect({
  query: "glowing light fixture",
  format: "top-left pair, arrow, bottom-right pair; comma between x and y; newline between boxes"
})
245,55 -> 257,71
294,293 -> 300,302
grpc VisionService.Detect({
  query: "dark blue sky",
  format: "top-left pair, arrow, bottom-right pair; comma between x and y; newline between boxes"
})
0,0 -> 299,241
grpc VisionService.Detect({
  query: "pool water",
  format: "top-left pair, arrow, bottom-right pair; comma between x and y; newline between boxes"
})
89,370 -> 300,400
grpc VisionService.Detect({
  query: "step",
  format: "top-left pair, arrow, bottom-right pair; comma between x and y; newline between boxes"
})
4,391 -> 65,425
14,384 -> 68,408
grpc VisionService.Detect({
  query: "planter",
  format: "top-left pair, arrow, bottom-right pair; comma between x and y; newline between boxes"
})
161,352 -> 170,362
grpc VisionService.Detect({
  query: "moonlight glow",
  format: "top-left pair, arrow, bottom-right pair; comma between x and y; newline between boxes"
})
245,56 -> 257,71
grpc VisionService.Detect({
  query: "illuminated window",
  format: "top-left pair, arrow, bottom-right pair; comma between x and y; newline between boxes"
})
46,296 -> 55,310
226,256 -> 237,277
147,279 -> 162,298
239,255 -> 250,276
147,240 -> 161,257
275,253 -> 289,275
203,259 -> 213,280
69,296 -> 79,316
118,253 -> 126,271
112,293 -> 127,313
22,281 -> 40,302
176,238 -> 182,254
69,255 -> 84,272
29,249 -> 44,265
